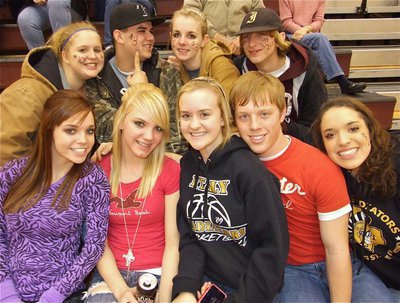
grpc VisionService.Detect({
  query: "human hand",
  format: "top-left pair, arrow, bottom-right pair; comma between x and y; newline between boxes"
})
292,26 -> 311,40
167,55 -> 181,71
33,0 -> 47,5
172,292 -> 197,303
197,281 -> 212,299
229,37 -> 241,56
118,288 -> 138,303
91,142 -> 113,161
127,51 -> 148,86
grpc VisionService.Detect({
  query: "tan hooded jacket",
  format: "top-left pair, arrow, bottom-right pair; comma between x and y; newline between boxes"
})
0,47 -> 58,165
179,40 -> 240,95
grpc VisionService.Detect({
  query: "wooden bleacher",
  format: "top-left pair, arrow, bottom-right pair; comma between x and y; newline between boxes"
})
0,0 -> 399,129
326,0 -> 400,14
321,18 -> 400,41
322,0 -> 400,129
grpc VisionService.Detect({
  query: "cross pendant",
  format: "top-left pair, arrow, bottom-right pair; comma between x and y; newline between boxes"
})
123,249 -> 135,267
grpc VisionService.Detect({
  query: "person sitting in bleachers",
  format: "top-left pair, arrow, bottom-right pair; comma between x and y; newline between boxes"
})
0,21 -> 109,165
95,2 -> 187,154
170,8 -> 240,96
233,8 -> 326,142
103,0 -> 155,49
183,0 -> 265,56
279,0 -> 367,94
16,0 -> 88,50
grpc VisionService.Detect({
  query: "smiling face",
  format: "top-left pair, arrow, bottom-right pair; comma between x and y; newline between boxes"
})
52,111 -> 95,170
62,30 -> 104,81
320,106 -> 372,175
235,98 -> 287,158
120,21 -> 155,61
242,31 -> 281,71
120,107 -> 164,159
179,88 -> 224,160
171,15 -> 207,70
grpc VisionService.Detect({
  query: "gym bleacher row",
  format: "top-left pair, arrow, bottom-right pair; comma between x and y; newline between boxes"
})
0,0 -> 399,130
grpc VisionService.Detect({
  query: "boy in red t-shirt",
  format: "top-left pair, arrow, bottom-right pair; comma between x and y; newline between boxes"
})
229,71 -> 392,302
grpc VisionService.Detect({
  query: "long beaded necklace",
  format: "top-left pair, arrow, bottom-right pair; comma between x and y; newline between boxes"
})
119,182 -> 147,270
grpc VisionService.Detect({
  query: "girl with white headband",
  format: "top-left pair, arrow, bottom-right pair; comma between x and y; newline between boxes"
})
0,21 -> 108,165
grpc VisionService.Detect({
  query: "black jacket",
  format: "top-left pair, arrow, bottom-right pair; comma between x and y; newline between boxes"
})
99,48 -> 162,106
347,134 -> 400,290
173,136 -> 289,302
97,48 -> 188,154
234,40 -> 327,142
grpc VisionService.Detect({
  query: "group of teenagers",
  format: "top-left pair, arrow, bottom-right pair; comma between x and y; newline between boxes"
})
0,1 -> 399,303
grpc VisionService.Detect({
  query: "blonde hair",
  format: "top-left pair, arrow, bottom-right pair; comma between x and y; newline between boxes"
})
177,77 -> 233,148
240,30 -> 291,56
230,72 -> 286,113
110,84 -> 170,198
47,21 -> 98,61
171,8 -> 208,37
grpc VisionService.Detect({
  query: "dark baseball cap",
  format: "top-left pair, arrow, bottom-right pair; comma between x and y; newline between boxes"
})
110,2 -> 165,34
235,8 -> 283,35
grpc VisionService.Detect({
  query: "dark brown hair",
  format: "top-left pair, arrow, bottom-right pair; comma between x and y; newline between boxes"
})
3,90 -> 95,213
311,97 -> 397,197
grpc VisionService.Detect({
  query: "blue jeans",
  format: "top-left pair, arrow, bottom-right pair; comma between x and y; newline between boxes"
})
287,32 -> 344,81
104,0 -> 155,46
276,257 -> 396,302
84,269 -> 161,303
17,0 -> 83,49
389,288 -> 400,302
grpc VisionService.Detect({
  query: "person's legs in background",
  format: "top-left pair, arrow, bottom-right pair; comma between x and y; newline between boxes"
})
389,288 -> 400,302
17,5 -> 50,49
299,33 -> 366,94
47,0 -> 72,32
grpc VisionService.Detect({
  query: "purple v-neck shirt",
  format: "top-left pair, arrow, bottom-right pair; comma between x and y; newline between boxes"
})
0,158 -> 110,302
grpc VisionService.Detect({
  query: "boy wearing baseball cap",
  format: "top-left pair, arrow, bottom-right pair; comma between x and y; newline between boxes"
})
93,2 -> 187,154
233,8 -> 327,142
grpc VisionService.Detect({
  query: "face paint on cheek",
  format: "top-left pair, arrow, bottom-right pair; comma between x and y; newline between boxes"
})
190,41 -> 200,50
171,38 -> 178,48
361,132 -> 368,139
361,131 -> 371,146
130,34 -> 138,46
78,56 -> 86,64
261,38 -> 274,50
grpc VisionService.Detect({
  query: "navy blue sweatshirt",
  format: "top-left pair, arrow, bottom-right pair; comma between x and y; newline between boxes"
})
172,136 -> 289,302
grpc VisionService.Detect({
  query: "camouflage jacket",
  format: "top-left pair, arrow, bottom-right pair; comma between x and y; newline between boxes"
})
84,56 -> 188,155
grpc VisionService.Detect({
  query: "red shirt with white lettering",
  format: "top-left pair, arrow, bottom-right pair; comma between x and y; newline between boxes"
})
260,137 -> 351,265
99,154 -> 180,270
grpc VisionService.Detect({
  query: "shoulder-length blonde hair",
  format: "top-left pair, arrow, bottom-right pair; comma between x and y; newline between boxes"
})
110,83 -> 170,198
3,90 -> 95,214
176,77 -> 233,149
311,97 -> 397,197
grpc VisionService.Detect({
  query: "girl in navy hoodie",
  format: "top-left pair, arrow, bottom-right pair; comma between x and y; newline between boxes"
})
172,77 -> 289,303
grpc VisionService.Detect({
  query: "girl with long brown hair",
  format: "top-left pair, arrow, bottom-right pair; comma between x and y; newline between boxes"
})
0,90 -> 110,302
311,97 -> 399,300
